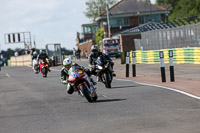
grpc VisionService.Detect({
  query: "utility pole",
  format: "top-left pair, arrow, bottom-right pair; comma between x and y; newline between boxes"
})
34,35 -> 36,48
0,43 -> 1,71
106,0 -> 111,37
149,0 -> 152,21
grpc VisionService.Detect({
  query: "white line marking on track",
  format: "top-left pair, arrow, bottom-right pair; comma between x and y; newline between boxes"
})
116,78 -> 200,100
50,68 -> 60,71
5,73 -> 11,78
102,95 -> 107,98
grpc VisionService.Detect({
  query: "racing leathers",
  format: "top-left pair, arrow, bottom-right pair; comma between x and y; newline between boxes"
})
37,52 -> 49,62
61,63 -> 96,94
37,53 -> 50,72
32,51 -> 39,73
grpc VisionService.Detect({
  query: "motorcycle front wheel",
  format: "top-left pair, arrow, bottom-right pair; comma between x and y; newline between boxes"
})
42,67 -> 48,78
80,85 -> 93,103
104,73 -> 111,88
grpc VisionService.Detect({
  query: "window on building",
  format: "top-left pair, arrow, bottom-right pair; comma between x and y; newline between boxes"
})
110,17 -> 129,28
139,14 -> 161,25
92,26 -> 98,33
84,26 -> 92,34
139,16 -> 145,24
123,18 -> 129,26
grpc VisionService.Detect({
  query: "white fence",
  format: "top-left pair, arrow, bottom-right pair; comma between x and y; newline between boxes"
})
135,23 -> 200,50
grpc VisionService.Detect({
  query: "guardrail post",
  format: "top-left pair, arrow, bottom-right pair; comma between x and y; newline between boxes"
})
169,50 -> 175,82
160,51 -> 166,82
126,52 -> 130,77
132,51 -> 136,77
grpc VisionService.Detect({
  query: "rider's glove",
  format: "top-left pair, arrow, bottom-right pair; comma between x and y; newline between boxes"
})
110,61 -> 114,65
62,80 -> 67,85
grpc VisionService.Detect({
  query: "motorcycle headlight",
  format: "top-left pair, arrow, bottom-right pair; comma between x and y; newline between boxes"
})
105,64 -> 108,68
98,66 -> 103,69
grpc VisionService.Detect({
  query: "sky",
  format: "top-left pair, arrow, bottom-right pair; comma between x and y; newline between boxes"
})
0,0 -> 156,51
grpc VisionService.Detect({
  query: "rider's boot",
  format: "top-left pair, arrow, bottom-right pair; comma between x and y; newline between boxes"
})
96,76 -> 100,82
112,72 -> 116,77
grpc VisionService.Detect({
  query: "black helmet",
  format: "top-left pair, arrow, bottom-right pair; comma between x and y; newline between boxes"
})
91,45 -> 99,53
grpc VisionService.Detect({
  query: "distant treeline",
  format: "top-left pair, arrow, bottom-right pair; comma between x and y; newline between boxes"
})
156,0 -> 200,20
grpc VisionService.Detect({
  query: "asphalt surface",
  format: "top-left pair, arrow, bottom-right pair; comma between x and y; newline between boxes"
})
0,62 -> 200,133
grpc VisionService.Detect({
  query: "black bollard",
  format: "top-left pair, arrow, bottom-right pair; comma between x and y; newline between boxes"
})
132,51 -> 136,77
169,50 -> 175,82
126,52 -> 130,77
160,51 -> 166,82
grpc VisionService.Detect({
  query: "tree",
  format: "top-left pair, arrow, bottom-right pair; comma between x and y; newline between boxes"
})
95,28 -> 104,46
169,0 -> 200,20
156,0 -> 177,5
84,0 -> 119,21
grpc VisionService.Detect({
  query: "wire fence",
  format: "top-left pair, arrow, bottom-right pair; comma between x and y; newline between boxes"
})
134,23 -> 200,50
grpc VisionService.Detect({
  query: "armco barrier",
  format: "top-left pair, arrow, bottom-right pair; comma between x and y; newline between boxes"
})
10,55 -> 32,66
128,47 -> 200,64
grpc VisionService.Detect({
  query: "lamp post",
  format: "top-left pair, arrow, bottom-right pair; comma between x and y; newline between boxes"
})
147,0 -> 152,22
106,0 -> 111,37
166,10 -> 169,24
0,43 -> 1,70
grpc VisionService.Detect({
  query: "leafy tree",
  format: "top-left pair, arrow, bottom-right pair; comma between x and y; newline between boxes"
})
84,0 -> 119,21
169,0 -> 200,20
95,28 -> 104,46
156,0 -> 200,22
156,0 -> 175,5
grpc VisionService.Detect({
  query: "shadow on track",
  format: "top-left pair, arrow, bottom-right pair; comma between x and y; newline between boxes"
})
95,98 -> 126,103
110,85 -> 142,89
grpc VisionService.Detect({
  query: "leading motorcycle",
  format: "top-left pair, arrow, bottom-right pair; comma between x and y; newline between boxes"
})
68,65 -> 98,102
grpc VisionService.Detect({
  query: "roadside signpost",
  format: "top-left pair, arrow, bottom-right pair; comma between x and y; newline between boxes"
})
126,52 -> 130,77
160,51 -> 166,82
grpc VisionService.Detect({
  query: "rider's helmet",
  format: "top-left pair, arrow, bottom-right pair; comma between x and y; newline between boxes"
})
33,51 -> 37,55
40,49 -> 45,54
91,45 -> 99,57
63,58 -> 72,70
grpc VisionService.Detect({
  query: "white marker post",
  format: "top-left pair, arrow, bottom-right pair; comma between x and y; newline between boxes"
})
160,51 -> 166,82
132,51 -> 136,77
126,52 -> 130,77
169,50 -> 175,82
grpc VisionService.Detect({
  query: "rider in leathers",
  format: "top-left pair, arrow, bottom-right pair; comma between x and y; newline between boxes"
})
88,45 -> 116,81
61,58 -> 96,94
37,50 -> 50,72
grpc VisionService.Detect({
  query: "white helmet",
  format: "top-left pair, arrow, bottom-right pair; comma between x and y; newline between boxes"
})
33,51 -> 37,55
91,45 -> 99,53
63,58 -> 72,65
40,49 -> 44,54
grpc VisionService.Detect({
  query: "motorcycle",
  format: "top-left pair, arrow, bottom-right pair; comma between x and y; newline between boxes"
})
33,59 -> 40,74
39,58 -> 49,78
68,65 -> 98,103
95,55 -> 113,88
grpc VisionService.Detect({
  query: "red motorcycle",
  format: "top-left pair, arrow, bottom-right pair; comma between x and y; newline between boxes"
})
68,65 -> 98,102
39,59 -> 49,78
